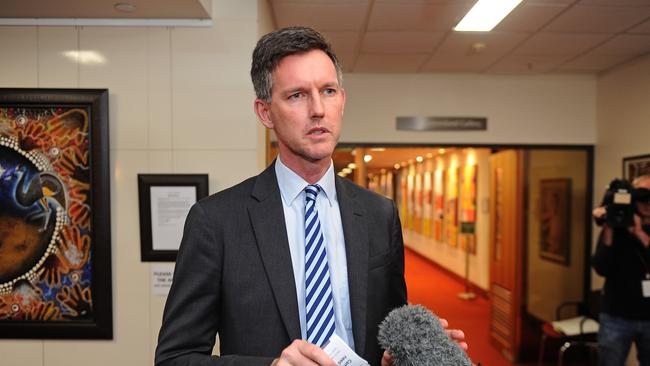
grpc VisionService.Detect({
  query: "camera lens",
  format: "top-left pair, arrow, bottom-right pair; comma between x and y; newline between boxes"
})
635,188 -> 650,203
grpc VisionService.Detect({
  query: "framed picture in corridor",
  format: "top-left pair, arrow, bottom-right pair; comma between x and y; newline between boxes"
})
0,88 -> 112,339
623,154 -> 650,181
539,178 -> 571,265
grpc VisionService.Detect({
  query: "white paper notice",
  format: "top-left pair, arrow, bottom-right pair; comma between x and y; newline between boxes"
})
323,334 -> 369,366
152,263 -> 175,296
150,186 -> 197,250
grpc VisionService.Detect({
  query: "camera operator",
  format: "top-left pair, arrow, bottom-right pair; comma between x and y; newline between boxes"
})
592,174 -> 650,366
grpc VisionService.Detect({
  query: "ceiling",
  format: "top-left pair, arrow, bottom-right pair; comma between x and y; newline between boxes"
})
269,0 -> 650,74
1,0 -> 648,74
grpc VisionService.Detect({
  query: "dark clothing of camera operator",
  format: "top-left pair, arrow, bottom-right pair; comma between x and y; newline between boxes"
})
592,175 -> 650,366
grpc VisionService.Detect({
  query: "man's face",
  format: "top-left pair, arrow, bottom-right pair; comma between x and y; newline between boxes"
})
255,49 -> 345,165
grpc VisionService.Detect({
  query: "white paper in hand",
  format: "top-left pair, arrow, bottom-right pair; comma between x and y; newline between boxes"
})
322,334 -> 370,366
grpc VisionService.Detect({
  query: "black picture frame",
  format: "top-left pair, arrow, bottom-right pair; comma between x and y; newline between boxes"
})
0,88 -> 112,339
622,154 -> 650,181
138,174 -> 209,262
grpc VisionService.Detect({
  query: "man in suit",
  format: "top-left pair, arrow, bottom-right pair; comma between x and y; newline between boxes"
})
155,27 -> 464,366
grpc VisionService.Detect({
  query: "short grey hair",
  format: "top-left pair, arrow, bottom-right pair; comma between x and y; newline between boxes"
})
251,26 -> 343,103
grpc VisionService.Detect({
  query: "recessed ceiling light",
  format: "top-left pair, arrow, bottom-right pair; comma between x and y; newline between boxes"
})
454,0 -> 522,32
114,2 -> 136,13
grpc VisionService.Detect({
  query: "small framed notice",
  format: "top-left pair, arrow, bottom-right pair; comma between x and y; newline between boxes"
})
138,174 -> 209,261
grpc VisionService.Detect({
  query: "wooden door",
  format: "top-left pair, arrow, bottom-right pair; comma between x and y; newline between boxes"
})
489,150 -> 525,361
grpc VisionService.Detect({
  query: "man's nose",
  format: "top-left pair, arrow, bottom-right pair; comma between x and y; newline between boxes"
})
309,92 -> 325,118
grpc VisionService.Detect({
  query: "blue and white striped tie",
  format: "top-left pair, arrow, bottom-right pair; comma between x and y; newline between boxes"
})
304,184 -> 335,347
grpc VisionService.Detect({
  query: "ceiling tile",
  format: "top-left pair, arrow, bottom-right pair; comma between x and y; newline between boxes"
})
422,32 -> 529,71
272,2 -> 370,32
320,31 -> 360,54
367,2 -> 473,31
526,0 -> 575,4
318,31 -> 359,70
556,54 -> 632,72
361,31 -> 446,53
589,34 -> 650,55
544,5 -> 650,33
628,18 -> 650,33
495,3 -> 568,32
488,54 -> 571,73
577,0 -> 650,6
513,33 -> 610,56
373,0 -> 470,4
353,53 -> 429,72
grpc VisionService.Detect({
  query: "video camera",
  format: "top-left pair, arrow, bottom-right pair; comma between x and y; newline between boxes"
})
595,178 -> 650,228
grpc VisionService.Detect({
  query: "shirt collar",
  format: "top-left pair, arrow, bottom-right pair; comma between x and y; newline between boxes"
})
275,156 -> 336,207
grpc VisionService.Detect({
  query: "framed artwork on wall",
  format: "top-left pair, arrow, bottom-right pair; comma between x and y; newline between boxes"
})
0,88 -> 112,339
138,174 -> 209,262
433,169 -> 444,242
539,178 -> 571,265
445,167 -> 459,247
623,154 -> 650,181
459,164 -> 477,254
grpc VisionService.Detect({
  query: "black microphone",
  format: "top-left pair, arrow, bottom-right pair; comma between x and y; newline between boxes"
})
377,304 -> 473,366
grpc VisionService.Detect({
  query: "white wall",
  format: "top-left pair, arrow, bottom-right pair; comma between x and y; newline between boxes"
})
341,73 -> 597,145
0,1 -> 267,365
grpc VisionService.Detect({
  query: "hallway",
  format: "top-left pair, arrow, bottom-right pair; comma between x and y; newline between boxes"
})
404,247 -> 537,366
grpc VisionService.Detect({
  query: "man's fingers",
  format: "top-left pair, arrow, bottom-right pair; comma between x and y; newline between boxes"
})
381,351 -> 394,366
458,341 -> 469,351
277,340 -> 335,366
446,329 -> 468,351
447,329 -> 465,341
438,317 -> 449,328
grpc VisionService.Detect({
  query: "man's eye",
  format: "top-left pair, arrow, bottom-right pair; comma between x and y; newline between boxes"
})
323,88 -> 337,95
288,92 -> 303,100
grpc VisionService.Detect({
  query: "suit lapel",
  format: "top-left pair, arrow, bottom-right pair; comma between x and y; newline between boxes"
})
248,163 -> 302,341
336,177 -> 369,356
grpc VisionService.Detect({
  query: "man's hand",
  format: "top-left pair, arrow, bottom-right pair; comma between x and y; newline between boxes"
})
593,207 -> 613,246
272,340 -> 336,366
630,214 -> 650,248
439,318 -> 468,351
380,317 -> 468,366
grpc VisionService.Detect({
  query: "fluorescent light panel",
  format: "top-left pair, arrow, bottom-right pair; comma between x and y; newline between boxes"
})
454,0 -> 522,32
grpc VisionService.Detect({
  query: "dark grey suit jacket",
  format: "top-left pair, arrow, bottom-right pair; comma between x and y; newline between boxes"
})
155,163 -> 407,366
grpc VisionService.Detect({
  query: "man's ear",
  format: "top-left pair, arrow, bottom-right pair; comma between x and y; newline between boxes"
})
254,99 -> 273,129
341,88 -> 346,116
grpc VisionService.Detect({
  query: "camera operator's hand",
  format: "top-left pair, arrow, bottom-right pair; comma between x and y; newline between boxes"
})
630,214 -> 650,248
593,207 -> 613,246
593,207 -> 607,220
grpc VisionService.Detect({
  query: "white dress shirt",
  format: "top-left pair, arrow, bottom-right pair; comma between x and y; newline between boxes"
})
275,157 -> 354,349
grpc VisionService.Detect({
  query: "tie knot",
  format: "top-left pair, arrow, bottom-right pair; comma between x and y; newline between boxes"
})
305,184 -> 320,202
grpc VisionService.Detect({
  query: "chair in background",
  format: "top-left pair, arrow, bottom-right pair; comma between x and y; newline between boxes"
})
537,290 -> 601,366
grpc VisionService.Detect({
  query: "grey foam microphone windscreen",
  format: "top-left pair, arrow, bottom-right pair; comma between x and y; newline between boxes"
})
377,304 -> 473,366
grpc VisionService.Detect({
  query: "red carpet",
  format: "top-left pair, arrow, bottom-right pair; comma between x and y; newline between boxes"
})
404,247 -> 535,366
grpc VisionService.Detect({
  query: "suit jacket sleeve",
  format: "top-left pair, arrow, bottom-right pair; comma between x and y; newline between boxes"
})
154,201 -> 274,366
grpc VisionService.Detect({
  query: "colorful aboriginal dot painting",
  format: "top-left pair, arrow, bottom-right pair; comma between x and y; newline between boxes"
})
0,106 -> 94,322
